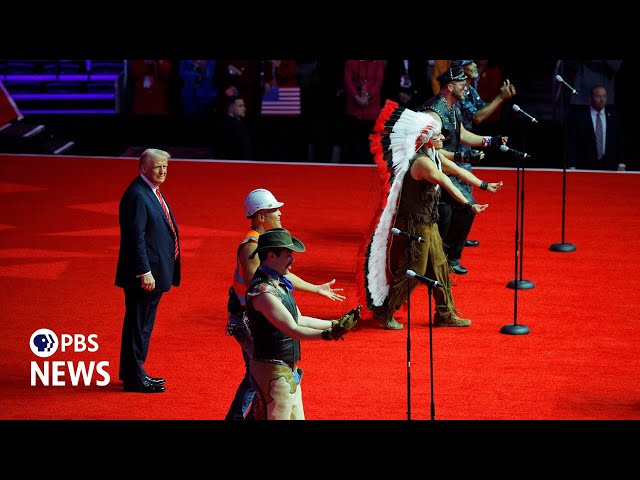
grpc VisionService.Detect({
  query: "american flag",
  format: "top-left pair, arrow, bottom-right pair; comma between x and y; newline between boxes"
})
261,86 -> 301,116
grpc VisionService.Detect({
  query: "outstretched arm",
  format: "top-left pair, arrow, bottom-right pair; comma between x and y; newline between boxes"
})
442,159 -> 504,193
473,79 -> 516,125
411,154 -> 488,214
460,124 -> 508,149
250,293 -> 330,340
249,293 -> 358,341
286,273 -> 346,301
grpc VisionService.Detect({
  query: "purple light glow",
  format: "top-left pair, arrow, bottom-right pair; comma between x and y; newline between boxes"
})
21,109 -> 118,114
12,93 -> 115,101
2,74 -> 118,82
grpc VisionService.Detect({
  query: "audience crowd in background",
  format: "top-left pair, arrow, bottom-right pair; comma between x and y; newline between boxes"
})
1,59 -> 631,170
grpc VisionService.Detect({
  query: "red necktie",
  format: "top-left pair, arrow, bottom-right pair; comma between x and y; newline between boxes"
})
155,188 -> 179,260
595,111 -> 604,160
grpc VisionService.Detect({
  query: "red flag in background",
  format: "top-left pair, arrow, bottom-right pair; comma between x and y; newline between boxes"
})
0,81 -> 23,126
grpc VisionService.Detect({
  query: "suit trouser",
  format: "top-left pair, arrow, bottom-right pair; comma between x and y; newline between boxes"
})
119,287 -> 163,382
436,202 -> 452,240
225,312 -> 256,420
439,178 -> 476,264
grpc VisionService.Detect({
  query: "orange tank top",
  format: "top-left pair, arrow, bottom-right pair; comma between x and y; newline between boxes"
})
232,229 -> 260,307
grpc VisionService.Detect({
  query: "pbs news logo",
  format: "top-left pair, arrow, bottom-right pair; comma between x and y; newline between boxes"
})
29,328 -> 110,387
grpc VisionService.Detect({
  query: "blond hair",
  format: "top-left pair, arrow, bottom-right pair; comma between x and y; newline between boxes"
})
139,148 -> 171,168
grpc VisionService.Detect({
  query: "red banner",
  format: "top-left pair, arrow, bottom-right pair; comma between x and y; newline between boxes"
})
0,81 -> 23,126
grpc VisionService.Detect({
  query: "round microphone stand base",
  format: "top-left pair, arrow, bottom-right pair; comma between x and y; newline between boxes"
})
500,324 -> 530,335
506,279 -> 535,290
549,242 -> 576,252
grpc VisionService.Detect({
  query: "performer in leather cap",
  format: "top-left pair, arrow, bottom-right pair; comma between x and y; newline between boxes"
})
450,59 -> 516,250
419,66 -> 508,275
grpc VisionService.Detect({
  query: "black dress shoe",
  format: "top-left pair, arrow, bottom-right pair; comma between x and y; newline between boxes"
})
449,263 -> 468,275
144,375 -> 165,385
123,378 -> 166,393
465,239 -> 480,247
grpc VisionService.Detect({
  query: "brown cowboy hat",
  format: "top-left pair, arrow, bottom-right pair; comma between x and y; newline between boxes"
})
249,228 -> 306,259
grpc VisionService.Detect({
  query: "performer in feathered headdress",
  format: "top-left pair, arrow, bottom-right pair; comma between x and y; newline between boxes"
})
357,99 -> 504,329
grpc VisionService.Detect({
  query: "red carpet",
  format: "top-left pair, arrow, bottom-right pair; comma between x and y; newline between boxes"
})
1,153 -> 639,421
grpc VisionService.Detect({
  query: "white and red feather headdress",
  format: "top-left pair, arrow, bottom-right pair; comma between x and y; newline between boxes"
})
357,100 -> 441,311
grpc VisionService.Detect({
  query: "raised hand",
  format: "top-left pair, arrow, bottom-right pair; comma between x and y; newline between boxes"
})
317,279 -> 346,302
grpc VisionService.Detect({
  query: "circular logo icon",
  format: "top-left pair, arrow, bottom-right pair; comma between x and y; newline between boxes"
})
30,328 -> 59,358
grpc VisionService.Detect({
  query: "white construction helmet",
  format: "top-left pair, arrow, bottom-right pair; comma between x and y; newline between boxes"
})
244,188 -> 284,217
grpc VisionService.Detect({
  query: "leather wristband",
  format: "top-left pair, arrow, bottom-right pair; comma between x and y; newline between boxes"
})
468,150 -> 483,162
465,200 -> 477,209
490,135 -> 504,150
480,181 -> 488,190
321,330 -> 332,341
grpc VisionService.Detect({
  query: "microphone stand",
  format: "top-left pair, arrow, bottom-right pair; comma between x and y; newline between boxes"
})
502,116 -> 532,335
549,76 -> 576,253
404,266 -> 436,419
406,241 -> 412,420
400,231 -> 438,419
506,120 -> 534,292
426,281 -> 435,420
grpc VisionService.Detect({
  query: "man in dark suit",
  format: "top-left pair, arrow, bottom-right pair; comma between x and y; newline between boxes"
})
381,58 -> 431,109
567,84 -> 627,171
213,95 -> 253,160
116,148 -> 181,393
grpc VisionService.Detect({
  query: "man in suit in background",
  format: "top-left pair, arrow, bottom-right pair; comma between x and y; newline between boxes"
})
213,95 -> 253,160
567,84 -> 627,171
116,148 -> 181,393
381,58 -> 430,110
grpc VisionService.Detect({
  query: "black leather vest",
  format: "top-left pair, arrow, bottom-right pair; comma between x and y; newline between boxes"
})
421,95 -> 462,153
246,268 -> 301,365
397,154 -> 442,225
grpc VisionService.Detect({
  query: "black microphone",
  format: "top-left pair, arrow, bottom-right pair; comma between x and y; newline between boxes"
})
512,104 -> 538,123
555,74 -> 578,95
391,227 -> 425,243
405,270 -> 443,288
500,144 -> 533,159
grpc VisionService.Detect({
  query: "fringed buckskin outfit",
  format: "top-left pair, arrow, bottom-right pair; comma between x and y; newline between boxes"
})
358,99 -> 466,330
374,154 -> 455,325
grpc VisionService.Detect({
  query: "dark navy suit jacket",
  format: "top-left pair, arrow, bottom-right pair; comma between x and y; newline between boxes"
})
567,106 -> 626,170
115,175 -> 181,292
